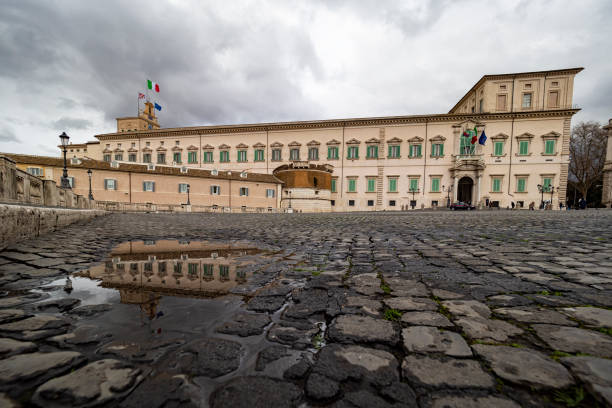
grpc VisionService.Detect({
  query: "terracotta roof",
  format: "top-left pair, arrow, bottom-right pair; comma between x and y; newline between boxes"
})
1,153 -> 283,184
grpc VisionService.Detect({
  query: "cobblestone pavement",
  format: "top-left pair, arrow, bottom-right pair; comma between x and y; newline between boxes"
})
0,210 -> 611,407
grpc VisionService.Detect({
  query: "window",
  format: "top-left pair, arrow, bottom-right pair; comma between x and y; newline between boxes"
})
460,133 -> 475,155
500,84 -> 507,90
517,178 -> 527,192
290,148 -> 300,160
367,145 -> 378,159
367,200 -> 374,207
479,99 -> 483,112
145,142 -> 151,146
496,94 -> 507,111
494,141 -> 504,156
27,167 -> 42,176
66,177 -> 75,188
128,153 -> 137,162
188,263 -> 198,276
331,178 -> 337,193
389,200 -> 396,206
115,153 -> 123,161
409,144 -> 421,158
104,179 -> 117,190
239,187 -> 249,196
388,145 -> 401,158
347,146 -> 359,159
545,139 -> 555,155
203,151 -> 213,163
347,178 -> 356,192
254,149 -> 264,162
519,140 -> 529,156
331,200 -> 335,206
203,264 -> 214,277
492,178 -> 502,193
178,183 -> 189,193
210,185 -> 220,195
432,200 -> 438,207
103,154 -> 111,162
272,149 -> 282,161
522,93 -> 532,108
143,153 -> 151,163
219,265 -> 229,279
551,81 -> 559,87
173,152 -> 181,163
157,153 -> 166,164
237,150 -> 247,162
388,178 -> 397,192
548,91 -> 559,108
348,200 -> 355,206
543,177 -> 552,191
409,178 -> 419,192
220,150 -> 230,162
143,181 -> 155,192
188,151 -> 197,163
431,177 -> 440,192
327,146 -> 339,159
431,143 -> 444,157
367,178 -> 376,192
525,83 -> 532,89
308,147 -> 319,161
266,189 -> 275,198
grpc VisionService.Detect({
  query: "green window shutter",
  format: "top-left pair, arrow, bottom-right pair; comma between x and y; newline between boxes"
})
543,178 -> 552,190
519,141 -> 528,155
388,145 -> 392,158
367,179 -> 375,192
331,179 -> 336,192
348,179 -> 356,192
493,178 -> 501,192
545,140 -> 555,154
494,142 -> 503,156
410,179 -> 418,191
517,178 -> 525,192
373,146 -> 378,158
432,178 -> 440,192
415,145 -> 420,157
142,182 -> 146,191
389,178 -> 397,192
439,144 -> 444,156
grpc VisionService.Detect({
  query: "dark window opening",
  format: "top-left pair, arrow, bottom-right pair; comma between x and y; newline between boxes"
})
367,200 -> 374,206
348,200 -> 355,207
389,200 -> 396,206
331,200 -> 335,206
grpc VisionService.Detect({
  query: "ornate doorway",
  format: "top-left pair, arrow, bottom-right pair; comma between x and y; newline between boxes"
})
457,177 -> 474,203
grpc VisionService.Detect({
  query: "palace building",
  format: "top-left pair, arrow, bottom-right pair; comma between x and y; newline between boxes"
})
62,67 -> 582,211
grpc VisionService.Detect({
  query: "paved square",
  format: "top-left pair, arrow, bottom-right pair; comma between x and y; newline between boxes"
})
0,210 -> 611,407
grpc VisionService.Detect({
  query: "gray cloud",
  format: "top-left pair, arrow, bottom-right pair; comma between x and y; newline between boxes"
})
0,126 -> 18,142
52,117 -> 93,130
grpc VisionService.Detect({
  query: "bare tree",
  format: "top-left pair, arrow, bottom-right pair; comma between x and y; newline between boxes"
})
569,121 -> 607,202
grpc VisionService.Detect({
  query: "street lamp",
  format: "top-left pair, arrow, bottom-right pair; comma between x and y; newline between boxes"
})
87,169 -> 93,200
549,186 -> 555,207
442,184 -> 453,208
409,187 -> 417,209
288,190 -> 292,209
59,132 -> 71,189
537,184 -> 552,209
186,184 -> 191,205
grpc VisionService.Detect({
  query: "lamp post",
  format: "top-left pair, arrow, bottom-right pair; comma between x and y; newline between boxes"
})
409,187 -> 417,209
537,184 -> 549,209
59,132 -> 71,189
549,186 -> 555,208
87,169 -> 93,200
186,184 -> 191,205
442,185 -> 453,208
288,190 -> 292,209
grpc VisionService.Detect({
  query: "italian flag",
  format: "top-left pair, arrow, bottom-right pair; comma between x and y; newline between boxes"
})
147,80 -> 160,92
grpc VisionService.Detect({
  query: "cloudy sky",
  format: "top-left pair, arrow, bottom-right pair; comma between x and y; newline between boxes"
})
1,0 -> 611,156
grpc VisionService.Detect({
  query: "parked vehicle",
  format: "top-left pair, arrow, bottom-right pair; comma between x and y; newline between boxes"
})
450,201 -> 475,210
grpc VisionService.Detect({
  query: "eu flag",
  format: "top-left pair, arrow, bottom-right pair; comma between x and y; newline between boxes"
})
478,130 -> 487,145
154,102 -> 162,111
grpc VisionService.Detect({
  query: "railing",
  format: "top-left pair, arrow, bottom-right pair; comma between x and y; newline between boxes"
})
94,201 -> 283,214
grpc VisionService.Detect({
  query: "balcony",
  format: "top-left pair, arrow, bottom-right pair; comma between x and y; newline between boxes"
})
452,153 -> 485,172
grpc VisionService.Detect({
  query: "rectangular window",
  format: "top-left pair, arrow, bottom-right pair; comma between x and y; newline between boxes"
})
543,177 -> 552,191
347,146 -> 359,159
128,153 -> 137,162
237,150 -> 247,162
479,98 -> 484,112
331,178 -> 337,193
431,178 -> 440,192
210,185 -> 220,195
431,143 -> 443,157
327,146 -> 339,159
409,144 -> 421,157
239,187 -> 249,196
548,91 -> 559,107
496,94 -> 507,111
389,200 -> 396,206
409,178 -> 419,192
519,140 -> 529,155
290,148 -> 300,160
188,151 -> 197,163
254,149 -> 264,162
388,145 -> 401,158
157,153 -> 166,164
272,149 -> 282,161
388,178 -> 397,192
103,154 -> 111,162
308,147 -> 319,161
173,152 -> 181,163
366,145 -> 378,159
143,153 -> 151,163
203,151 -> 213,163
494,141 -> 504,156
492,178 -> 501,192
545,140 -> 555,155
220,150 -> 230,162
104,179 -> 117,190
367,178 -> 376,192
348,200 -> 355,207
348,178 -> 356,192
143,181 -> 155,192
266,188 -> 275,198
114,153 -> 123,161
219,265 -> 229,278
178,183 -> 189,193
522,93 -> 532,108
517,178 -> 526,192
27,167 -> 42,176
188,263 -> 198,276
367,200 -> 374,206
67,177 -> 74,188
203,264 -> 213,276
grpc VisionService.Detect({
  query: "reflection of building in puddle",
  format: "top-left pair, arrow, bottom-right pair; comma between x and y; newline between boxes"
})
75,240 -> 259,317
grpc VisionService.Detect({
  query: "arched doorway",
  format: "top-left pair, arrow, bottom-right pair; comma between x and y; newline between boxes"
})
458,177 -> 474,204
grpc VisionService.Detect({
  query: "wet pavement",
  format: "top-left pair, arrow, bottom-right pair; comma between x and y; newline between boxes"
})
0,210 -> 611,407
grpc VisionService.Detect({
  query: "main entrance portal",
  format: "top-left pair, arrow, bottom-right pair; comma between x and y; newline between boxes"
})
457,177 -> 474,203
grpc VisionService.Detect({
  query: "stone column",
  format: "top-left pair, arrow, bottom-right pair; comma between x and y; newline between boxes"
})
453,176 -> 458,202
603,119 -> 612,207
476,175 -> 481,207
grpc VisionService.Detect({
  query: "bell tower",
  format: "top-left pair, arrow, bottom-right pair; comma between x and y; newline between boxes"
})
116,101 -> 160,132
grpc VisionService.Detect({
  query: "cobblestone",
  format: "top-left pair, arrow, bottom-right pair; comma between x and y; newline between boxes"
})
0,210 -> 610,406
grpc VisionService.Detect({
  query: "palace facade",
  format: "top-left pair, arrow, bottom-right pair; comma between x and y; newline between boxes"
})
65,68 -> 583,211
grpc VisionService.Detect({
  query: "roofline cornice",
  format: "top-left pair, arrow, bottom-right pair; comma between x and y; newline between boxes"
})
94,109 -> 580,141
